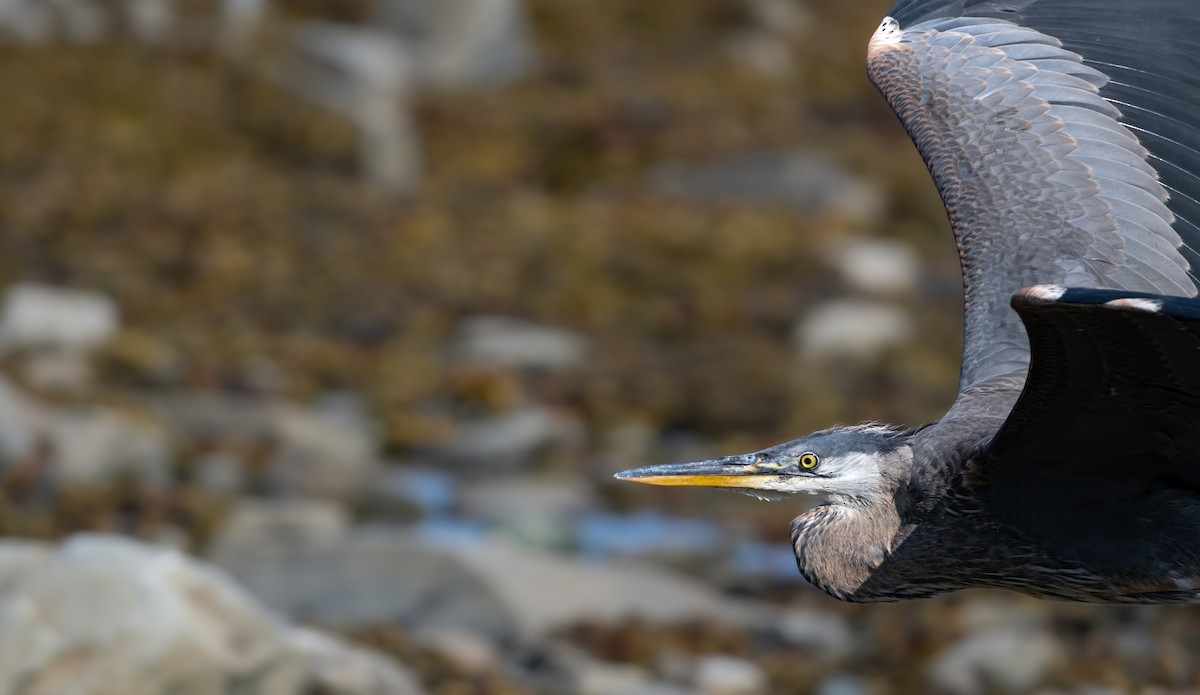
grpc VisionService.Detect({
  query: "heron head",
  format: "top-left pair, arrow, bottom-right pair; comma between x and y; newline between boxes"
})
614,424 -> 914,504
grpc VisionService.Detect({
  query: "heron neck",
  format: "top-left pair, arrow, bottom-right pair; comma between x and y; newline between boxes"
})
791,483 -> 910,602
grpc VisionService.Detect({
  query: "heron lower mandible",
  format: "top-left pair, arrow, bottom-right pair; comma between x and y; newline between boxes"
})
617,0 -> 1200,603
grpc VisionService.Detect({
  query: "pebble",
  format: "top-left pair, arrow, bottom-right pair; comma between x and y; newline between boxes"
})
794,299 -> 914,359
927,627 -> 1061,695
453,315 -> 589,370
694,655 -> 767,695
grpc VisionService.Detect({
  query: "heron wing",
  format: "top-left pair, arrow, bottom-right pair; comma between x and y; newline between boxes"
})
871,0 -> 1200,393
982,286 -> 1200,495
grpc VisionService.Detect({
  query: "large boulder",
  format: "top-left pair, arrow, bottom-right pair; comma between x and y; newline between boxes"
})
210,527 -> 757,644
0,535 -> 428,695
288,628 -> 425,695
210,527 -> 508,636
0,535 -> 306,695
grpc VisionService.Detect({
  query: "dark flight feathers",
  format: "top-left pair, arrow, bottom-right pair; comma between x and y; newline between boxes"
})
876,0 -> 1200,490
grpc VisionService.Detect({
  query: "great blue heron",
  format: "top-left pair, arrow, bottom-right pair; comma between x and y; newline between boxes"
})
615,0 -> 1200,603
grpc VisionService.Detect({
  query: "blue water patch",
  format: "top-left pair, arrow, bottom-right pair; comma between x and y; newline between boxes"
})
380,467 -> 458,515
411,517 -> 488,546
576,511 -> 721,559
731,540 -> 804,581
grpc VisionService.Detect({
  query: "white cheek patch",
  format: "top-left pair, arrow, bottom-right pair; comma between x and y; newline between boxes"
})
763,452 -> 886,501
821,452 -> 885,500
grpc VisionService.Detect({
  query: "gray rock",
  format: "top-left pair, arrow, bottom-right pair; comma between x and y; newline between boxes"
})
0,0 -> 54,42
121,0 -> 173,43
441,406 -> 583,470
218,0 -> 266,53
793,300 -> 914,359
414,626 -> 502,674
192,451 -> 246,493
211,499 -> 351,553
747,0 -> 810,37
210,527 -> 511,635
289,22 -> 412,101
365,466 -> 457,518
726,32 -> 793,79
0,0 -> 105,43
462,475 -> 593,523
289,627 -> 426,695
576,664 -> 680,695
0,283 -> 118,354
269,400 -> 381,501
53,0 -> 108,42
463,476 -> 594,549
955,596 -> 1046,633
22,349 -> 95,392
774,609 -> 855,661
284,21 -> 421,195
815,675 -> 871,695
693,655 -> 767,695
0,374 -> 47,465
547,643 -> 691,695
211,528 -> 756,644
372,0 -> 535,90
449,538 -> 756,642
156,394 -> 383,501
646,153 -> 884,225
154,392 -> 274,440
927,627 -> 1061,695
825,238 -> 920,296
0,535 -> 305,695
453,315 -> 588,370
46,406 -> 171,487
727,0 -> 810,79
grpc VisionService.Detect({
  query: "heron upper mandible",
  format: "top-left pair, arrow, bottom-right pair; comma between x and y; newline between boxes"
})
616,0 -> 1200,603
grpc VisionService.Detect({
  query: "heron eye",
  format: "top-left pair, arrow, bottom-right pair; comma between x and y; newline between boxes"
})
799,452 -> 820,469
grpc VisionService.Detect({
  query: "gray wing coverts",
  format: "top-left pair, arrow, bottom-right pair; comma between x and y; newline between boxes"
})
869,4 -> 1198,393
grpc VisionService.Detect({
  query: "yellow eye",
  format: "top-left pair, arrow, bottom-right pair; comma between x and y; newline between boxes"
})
799,452 -> 820,469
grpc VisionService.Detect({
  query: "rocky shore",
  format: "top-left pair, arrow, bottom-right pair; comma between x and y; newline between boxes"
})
0,1 -> 1193,694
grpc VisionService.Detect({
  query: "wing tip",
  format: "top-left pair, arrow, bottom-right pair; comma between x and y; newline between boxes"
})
868,16 -> 905,63
1102,297 -> 1164,313
1012,284 -> 1068,305
1012,285 -> 1181,314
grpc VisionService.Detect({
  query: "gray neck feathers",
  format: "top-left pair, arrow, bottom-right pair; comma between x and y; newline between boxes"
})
790,445 -> 914,601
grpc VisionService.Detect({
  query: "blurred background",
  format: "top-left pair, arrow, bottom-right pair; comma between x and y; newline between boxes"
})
0,1 -> 1196,694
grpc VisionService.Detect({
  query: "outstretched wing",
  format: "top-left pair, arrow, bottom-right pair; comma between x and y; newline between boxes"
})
982,286 -> 1200,506
870,0 -> 1200,394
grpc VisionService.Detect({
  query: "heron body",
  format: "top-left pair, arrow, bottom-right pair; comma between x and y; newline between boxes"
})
616,0 -> 1200,603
